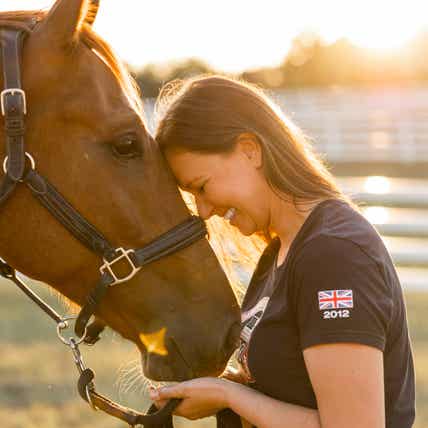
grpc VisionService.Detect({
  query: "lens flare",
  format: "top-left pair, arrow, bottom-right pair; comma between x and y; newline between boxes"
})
139,328 -> 168,356
364,206 -> 389,225
364,176 -> 391,194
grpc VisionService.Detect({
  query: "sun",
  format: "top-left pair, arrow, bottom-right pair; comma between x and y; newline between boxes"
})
318,0 -> 425,53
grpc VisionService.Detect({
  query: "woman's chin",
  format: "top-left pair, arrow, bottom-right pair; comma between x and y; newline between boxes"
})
239,227 -> 255,236
230,219 -> 257,236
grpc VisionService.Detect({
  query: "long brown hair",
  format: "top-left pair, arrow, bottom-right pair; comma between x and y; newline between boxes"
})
154,75 -> 350,293
155,76 -> 349,207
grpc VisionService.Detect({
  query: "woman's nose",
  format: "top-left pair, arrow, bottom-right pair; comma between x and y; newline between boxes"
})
195,196 -> 214,220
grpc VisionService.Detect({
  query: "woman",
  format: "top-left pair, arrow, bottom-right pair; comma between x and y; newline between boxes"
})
149,76 -> 415,428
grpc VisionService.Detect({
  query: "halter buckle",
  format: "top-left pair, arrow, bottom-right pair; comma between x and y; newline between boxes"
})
1,88 -> 27,115
3,151 -> 36,176
99,247 -> 141,286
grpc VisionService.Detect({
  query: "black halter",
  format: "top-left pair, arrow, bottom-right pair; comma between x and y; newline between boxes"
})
0,21 -> 206,427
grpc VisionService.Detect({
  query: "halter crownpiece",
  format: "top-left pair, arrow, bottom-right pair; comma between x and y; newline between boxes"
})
0,20 -> 207,427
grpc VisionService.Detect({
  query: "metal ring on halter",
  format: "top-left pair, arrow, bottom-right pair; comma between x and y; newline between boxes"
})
57,316 -> 88,346
3,152 -> 36,175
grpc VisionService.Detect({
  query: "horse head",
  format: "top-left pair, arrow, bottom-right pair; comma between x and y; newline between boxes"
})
0,0 -> 240,381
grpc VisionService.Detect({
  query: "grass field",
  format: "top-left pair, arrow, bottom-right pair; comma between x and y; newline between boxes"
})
0,277 -> 426,428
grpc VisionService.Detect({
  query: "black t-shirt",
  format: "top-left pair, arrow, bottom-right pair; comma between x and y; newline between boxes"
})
217,199 -> 415,428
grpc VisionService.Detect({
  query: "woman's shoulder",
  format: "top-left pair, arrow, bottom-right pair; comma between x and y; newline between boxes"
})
300,199 -> 375,239
292,199 -> 387,269
288,200 -> 401,307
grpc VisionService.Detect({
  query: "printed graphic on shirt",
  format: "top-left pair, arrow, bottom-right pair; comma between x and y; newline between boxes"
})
318,289 -> 353,320
318,289 -> 353,309
238,297 -> 270,382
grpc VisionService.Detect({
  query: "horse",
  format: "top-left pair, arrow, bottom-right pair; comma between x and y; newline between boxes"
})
0,0 -> 240,390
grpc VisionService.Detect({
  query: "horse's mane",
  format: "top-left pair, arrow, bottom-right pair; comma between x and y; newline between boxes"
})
0,9 -> 144,118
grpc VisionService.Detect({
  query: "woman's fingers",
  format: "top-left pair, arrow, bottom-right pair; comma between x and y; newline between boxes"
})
148,378 -> 229,420
149,384 -> 186,406
148,389 -> 169,409
157,384 -> 185,400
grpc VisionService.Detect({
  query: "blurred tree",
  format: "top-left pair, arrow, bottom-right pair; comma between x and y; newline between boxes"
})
134,58 -> 214,98
133,30 -> 428,97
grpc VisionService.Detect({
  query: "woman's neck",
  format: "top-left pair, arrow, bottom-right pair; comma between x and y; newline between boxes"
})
269,195 -> 320,250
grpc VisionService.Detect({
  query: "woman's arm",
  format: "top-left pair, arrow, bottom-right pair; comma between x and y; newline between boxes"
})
151,343 -> 384,428
223,380 -> 320,428
303,342 -> 385,428
150,376 -> 320,425
226,343 -> 384,428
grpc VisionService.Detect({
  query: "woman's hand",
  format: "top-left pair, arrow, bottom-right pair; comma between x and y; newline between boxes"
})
149,377 -> 231,420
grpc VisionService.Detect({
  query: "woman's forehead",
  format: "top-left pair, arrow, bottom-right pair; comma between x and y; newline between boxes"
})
165,150 -> 208,181
167,150 -> 220,171
166,150 -> 229,185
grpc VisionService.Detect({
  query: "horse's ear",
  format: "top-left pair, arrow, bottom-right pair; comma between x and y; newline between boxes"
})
41,0 -> 100,48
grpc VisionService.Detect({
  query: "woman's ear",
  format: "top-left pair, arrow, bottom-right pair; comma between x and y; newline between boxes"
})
236,133 -> 263,169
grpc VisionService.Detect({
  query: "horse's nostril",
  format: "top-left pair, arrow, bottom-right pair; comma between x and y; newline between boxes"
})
225,321 -> 241,352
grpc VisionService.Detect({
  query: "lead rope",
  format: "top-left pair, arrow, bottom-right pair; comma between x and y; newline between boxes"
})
0,260 -> 180,427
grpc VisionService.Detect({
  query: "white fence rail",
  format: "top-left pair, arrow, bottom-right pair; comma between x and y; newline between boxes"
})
147,87 -> 428,164
353,193 -> 428,209
276,87 -> 428,163
352,193 -> 428,269
374,224 -> 428,239
391,252 -> 428,268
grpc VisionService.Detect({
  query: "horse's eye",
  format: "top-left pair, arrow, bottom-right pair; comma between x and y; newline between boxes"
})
111,137 -> 141,159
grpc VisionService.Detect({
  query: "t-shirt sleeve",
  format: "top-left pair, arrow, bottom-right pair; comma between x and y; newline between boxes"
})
292,235 -> 393,351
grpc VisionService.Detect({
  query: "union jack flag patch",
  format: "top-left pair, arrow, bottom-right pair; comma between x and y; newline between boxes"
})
318,289 -> 353,310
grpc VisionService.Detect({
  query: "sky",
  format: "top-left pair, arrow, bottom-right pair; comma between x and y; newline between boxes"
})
1,0 -> 427,72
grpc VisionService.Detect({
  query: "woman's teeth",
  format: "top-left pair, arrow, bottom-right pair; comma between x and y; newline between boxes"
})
224,208 -> 236,221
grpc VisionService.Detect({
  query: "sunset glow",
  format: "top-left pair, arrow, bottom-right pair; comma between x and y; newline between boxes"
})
0,0 -> 426,71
